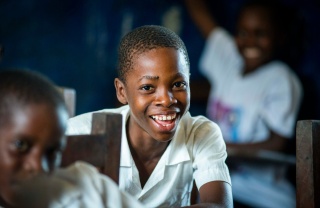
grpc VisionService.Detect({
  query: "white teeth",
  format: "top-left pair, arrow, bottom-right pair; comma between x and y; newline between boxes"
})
151,114 -> 176,121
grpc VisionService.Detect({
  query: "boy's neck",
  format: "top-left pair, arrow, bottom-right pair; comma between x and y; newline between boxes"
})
127,132 -> 170,162
126,116 -> 170,161
127,132 -> 170,189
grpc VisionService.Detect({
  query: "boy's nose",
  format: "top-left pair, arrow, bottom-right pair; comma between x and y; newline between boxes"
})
156,90 -> 177,107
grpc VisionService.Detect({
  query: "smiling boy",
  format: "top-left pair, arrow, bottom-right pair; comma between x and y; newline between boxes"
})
67,25 -> 232,207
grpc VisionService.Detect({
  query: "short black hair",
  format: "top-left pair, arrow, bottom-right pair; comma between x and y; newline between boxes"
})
0,69 -> 67,127
117,25 -> 190,83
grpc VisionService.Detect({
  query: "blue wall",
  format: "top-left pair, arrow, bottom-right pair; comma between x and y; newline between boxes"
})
1,0 -> 319,119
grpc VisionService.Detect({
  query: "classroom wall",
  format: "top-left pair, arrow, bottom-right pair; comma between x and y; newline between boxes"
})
0,0 -> 319,120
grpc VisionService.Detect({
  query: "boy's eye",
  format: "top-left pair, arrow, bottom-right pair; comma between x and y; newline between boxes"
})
173,81 -> 187,89
14,140 -> 30,153
140,85 -> 154,91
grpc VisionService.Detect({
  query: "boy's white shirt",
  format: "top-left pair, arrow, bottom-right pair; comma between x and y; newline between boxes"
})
67,105 -> 231,207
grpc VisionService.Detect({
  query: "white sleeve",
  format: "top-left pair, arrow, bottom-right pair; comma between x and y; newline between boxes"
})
199,27 -> 239,84
192,118 -> 231,188
14,162 -> 145,208
261,68 -> 303,138
56,162 -> 146,208
86,164 -> 146,208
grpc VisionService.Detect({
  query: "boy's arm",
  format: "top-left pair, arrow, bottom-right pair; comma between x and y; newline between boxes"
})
184,0 -> 218,38
184,181 -> 233,208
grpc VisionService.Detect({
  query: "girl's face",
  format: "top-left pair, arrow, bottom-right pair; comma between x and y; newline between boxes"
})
235,6 -> 277,73
115,47 -> 190,143
0,103 -> 67,207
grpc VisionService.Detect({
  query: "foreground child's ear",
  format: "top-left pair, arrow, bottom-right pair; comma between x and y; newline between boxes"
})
114,78 -> 128,104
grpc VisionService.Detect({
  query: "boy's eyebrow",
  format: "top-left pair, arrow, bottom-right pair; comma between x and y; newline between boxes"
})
138,75 -> 159,81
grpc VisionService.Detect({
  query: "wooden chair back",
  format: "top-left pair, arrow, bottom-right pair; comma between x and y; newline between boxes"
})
61,112 -> 122,184
56,86 -> 76,117
296,120 -> 320,208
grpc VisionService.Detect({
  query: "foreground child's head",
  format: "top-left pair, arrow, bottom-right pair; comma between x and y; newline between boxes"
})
0,69 -> 68,207
115,25 -> 190,142
235,0 -> 288,73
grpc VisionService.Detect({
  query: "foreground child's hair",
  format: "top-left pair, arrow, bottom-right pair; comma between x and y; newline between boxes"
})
0,69 -> 67,127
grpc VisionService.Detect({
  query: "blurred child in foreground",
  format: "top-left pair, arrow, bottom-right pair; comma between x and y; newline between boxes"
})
0,69 -> 144,208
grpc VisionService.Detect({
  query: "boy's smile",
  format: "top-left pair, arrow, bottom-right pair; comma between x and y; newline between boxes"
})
150,112 -> 177,132
150,113 -> 177,128
115,47 -> 190,143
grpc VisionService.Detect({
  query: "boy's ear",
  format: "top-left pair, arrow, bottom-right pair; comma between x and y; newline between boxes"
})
114,78 -> 128,104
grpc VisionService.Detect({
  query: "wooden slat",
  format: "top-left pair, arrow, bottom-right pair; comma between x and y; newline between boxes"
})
296,120 -> 320,208
61,112 -> 122,184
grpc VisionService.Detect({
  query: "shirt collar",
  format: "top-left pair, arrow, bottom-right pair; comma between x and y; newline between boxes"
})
166,115 -> 191,165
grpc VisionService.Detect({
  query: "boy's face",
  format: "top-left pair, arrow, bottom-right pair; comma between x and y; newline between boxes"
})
0,103 -> 67,206
115,47 -> 190,142
235,6 -> 276,73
